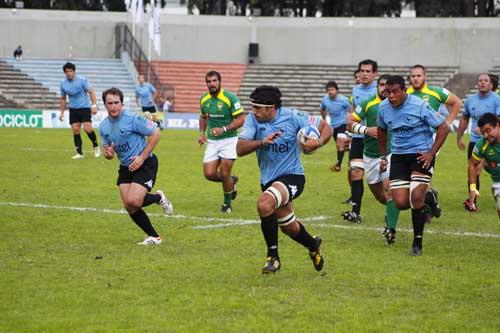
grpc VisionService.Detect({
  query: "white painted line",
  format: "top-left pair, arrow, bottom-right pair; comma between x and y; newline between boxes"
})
1,201 -> 500,239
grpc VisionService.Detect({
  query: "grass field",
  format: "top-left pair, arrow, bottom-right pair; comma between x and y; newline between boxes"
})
1,128 -> 500,332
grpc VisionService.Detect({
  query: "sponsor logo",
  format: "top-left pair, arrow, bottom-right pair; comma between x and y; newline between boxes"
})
0,110 -> 43,128
288,184 -> 298,197
145,179 -> 153,188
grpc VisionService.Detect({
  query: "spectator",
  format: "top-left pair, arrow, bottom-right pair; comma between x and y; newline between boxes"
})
13,45 -> 23,61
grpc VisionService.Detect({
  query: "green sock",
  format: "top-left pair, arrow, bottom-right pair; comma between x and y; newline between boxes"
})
224,192 -> 232,206
386,199 -> 400,230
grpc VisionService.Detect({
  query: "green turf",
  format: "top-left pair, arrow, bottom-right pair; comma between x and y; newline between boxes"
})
1,128 -> 499,332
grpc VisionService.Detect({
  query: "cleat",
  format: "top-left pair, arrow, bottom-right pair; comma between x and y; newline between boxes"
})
341,197 -> 353,205
94,147 -> 101,158
329,162 -> 341,172
137,236 -> 162,245
156,190 -> 173,216
221,203 -> 232,213
384,228 -> 396,245
261,256 -> 281,274
71,153 -> 84,159
382,227 -> 389,237
341,211 -> 361,224
231,175 -> 239,200
409,245 -> 423,256
309,236 -> 324,271
425,188 -> 441,218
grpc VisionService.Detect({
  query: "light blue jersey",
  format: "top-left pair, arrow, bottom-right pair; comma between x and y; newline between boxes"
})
351,81 -> 377,138
135,83 -> 156,108
320,94 -> 350,128
377,94 -> 444,154
463,92 -> 500,142
240,107 -> 321,185
60,75 -> 91,109
99,111 -> 157,166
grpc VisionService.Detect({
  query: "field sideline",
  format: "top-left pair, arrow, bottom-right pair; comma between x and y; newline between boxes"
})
1,128 -> 499,332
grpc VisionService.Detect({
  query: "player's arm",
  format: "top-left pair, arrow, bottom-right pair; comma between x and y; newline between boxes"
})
59,95 -> 67,121
316,118 -> 332,147
198,113 -> 208,145
237,131 -> 281,157
377,126 -> 389,172
456,115 -> 470,150
320,105 -> 327,120
129,128 -> 161,172
444,93 -> 462,125
467,155 -> 482,204
88,87 -> 98,114
429,122 -> 450,157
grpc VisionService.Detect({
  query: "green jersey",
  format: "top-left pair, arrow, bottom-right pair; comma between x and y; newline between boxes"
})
472,138 -> 500,183
352,94 -> 391,158
200,88 -> 243,140
407,84 -> 450,112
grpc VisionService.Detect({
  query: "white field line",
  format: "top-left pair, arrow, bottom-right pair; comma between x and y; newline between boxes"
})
1,201 -> 500,239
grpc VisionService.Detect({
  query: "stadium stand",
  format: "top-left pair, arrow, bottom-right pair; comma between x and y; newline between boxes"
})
1,58 -> 137,111
152,61 -> 247,113
0,60 -> 57,109
238,64 -> 460,114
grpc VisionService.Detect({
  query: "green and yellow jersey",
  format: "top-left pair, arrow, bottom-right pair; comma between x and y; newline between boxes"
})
352,94 -> 391,158
407,84 -> 450,112
200,88 -> 243,140
472,138 -> 500,183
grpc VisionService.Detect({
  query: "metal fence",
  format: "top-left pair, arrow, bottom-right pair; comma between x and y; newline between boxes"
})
115,23 -> 175,111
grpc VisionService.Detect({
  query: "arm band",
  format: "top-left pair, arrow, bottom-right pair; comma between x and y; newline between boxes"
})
352,123 -> 368,135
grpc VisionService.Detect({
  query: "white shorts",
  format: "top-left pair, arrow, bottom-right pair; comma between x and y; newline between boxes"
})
364,154 -> 391,185
492,183 -> 500,210
203,136 -> 238,163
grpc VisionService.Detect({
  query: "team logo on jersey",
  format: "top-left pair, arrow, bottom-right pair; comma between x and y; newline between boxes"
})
217,102 -> 224,110
288,184 -> 298,197
423,96 -> 429,102
145,179 -> 153,188
119,128 -> 126,136
205,102 -> 211,108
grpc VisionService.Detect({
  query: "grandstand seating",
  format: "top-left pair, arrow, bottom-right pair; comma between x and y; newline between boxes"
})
152,61 -> 247,113
0,60 -> 57,109
239,64 -> 460,114
1,58 -> 137,111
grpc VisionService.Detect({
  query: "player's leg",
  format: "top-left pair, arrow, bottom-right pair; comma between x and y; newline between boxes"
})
217,137 -> 238,212
331,125 -> 347,171
82,118 -> 99,157
491,184 -> 500,218
342,153 -> 364,224
140,155 -> 173,215
70,118 -> 83,158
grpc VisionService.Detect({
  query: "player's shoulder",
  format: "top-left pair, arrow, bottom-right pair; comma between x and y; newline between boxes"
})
338,94 -> 350,103
200,91 -> 210,101
221,89 -> 237,98
407,94 -> 426,106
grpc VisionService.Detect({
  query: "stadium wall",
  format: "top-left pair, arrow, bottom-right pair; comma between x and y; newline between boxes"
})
1,9 -> 498,73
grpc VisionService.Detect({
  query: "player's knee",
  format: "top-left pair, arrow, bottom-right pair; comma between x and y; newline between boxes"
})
124,197 -> 142,211
279,219 -> 299,237
393,197 -> 409,210
203,169 -> 218,181
257,194 -> 275,217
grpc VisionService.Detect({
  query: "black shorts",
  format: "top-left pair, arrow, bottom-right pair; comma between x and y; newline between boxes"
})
389,153 -> 435,181
333,124 -> 347,141
261,174 -> 306,202
117,154 -> 158,191
69,107 -> 92,124
142,106 -> 157,113
349,137 -> 364,160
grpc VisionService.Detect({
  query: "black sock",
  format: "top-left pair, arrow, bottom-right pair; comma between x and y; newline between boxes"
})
261,214 -> 278,258
129,208 -> 159,237
73,134 -> 82,155
337,150 -> 345,165
290,222 -> 317,252
142,193 -> 161,207
351,179 -> 364,214
86,130 -> 98,147
411,207 -> 426,248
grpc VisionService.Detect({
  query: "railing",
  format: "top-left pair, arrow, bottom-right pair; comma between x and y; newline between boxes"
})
115,23 -> 175,111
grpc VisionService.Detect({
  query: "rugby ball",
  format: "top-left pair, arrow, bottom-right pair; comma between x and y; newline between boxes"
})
297,125 -> 320,154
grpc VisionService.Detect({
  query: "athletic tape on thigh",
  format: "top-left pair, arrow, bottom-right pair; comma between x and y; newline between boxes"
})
350,160 -> 365,170
390,179 -> 410,189
264,182 -> 290,209
337,133 -> 347,139
277,212 -> 296,226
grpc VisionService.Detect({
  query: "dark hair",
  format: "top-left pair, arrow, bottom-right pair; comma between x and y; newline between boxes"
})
411,64 -> 426,73
353,69 -> 360,77
488,73 -> 499,91
386,75 -> 406,90
478,112 -> 499,128
102,87 -> 124,103
63,62 -> 76,72
206,71 -> 221,82
377,74 -> 390,85
358,59 -> 378,72
325,80 -> 338,90
250,85 -> 282,108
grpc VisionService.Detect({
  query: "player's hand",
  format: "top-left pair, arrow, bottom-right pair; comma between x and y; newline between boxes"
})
59,113 -> 64,121
379,157 -> 388,172
103,144 -> 115,159
198,133 -> 207,146
211,127 -> 223,137
457,139 -> 466,150
417,151 -> 434,169
129,155 -> 145,172
261,132 -> 281,147
366,127 -> 378,139
91,105 -> 98,115
301,135 -> 320,153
